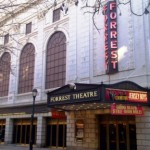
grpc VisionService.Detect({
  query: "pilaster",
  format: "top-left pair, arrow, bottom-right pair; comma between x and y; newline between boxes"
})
5,118 -> 13,144
36,116 -> 46,147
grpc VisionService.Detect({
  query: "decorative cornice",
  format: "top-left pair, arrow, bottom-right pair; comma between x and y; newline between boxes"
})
0,0 -> 43,27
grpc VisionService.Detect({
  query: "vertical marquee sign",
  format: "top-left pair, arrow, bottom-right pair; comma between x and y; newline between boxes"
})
104,1 -> 118,74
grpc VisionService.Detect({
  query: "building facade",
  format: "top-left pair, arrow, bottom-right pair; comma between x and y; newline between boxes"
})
0,0 -> 150,150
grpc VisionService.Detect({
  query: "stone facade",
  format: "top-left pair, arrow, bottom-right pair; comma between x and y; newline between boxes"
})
67,111 -> 98,150
136,107 -> 150,150
0,0 -> 149,149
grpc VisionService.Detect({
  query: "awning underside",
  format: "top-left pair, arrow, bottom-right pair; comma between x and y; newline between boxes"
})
49,102 -> 111,111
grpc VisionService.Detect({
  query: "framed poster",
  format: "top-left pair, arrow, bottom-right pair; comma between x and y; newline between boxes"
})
75,119 -> 84,142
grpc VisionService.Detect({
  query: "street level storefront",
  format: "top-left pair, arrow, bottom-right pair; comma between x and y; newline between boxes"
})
0,104 -> 53,147
47,81 -> 150,150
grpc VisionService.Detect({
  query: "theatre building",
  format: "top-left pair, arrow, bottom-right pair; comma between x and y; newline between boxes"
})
0,0 -> 150,150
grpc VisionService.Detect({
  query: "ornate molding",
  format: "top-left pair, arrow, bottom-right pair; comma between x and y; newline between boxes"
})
37,10 -> 46,20
0,0 -> 43,27
12,24 -> 20,32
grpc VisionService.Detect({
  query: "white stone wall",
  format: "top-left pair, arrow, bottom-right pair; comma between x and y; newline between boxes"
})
92,0 -> 150,87
68,3 -> 92,83
0,1 -> 150,149
0,0 -> 148,106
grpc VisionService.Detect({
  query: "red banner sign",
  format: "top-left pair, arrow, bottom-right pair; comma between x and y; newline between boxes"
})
106,88 -> 148,103
111,104 -> 144,116
51,111 -> 66,119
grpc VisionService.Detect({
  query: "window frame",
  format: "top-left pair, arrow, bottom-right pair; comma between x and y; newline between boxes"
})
18,43 -> 35,94
4,34 -> 9,44
26,22 -> 32,35
45,31 -> 66,89
0,52 -> 11,97
53,8 -> 61,22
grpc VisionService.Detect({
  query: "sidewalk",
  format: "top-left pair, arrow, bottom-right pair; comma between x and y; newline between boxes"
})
0,144 -> 51,150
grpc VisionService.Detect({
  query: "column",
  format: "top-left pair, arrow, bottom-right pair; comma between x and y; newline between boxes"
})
36,116 -> 46,147
5,118 -> 13,144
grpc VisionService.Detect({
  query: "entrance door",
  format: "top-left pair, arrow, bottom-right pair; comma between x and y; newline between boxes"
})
0,120 -> 5,143
46,118 -> 66,148
13,119 -> 37,145
99,115 -> 137,150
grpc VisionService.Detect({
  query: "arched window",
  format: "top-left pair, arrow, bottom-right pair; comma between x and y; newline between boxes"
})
0,52 -> 11,97
46,31 -> 66,89
18,43 -> 35,94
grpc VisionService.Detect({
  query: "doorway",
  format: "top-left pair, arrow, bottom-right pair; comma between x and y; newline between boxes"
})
0,120 -> 5,143
99,115 -> 137,150
13,118 -> 37,145
46,118 -> 66,148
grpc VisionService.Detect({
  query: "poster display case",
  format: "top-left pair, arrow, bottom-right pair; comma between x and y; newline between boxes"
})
75,119 -> 84,142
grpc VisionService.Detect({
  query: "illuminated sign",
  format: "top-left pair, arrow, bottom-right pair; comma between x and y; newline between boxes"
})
48,89 -> 100,105
104,1 -> 118,74
111,104 -> 144,116
106,88 -> 148,103
47,82 -> 149,110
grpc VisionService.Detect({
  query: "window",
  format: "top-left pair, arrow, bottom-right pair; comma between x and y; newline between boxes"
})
18,43 -> 35,94
46,31 -> 66,89
0,52 -> 11,97
53,8 -> 60,22
4,34 -> 9,44
26,22 -> 32,34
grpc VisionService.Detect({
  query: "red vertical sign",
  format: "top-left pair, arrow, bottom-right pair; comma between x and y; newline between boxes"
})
104,1 -> 118,74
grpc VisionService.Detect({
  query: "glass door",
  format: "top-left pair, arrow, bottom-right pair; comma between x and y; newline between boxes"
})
46,118 -> 66,148
51,124 -> 57,147
118,124 -> 127,150
109,124 -> 117,150
100,124 -> 107,150
0,120 -> 5,143
99,115 -> 137,150
13,119 -> 37,145
129,124 -> 136,150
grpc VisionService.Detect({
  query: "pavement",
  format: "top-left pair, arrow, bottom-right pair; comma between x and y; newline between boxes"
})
0,144 -> 51,150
